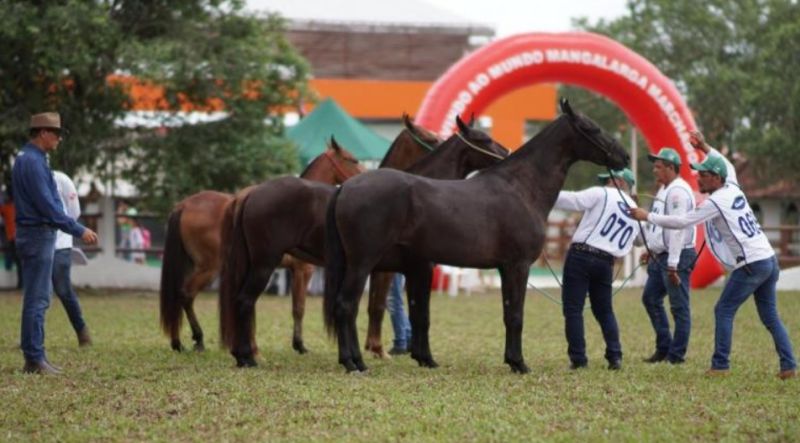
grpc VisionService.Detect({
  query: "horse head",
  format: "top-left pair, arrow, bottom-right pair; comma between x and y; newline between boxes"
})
560,98 -> 629,170
300,136 -> 362,184
454,115 -> 509,169
402,113 -> 440,152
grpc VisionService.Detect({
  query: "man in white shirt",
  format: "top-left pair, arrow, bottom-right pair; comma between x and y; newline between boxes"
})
640,147 -> 697,365
632,132 -> 796,380
554,168 -> 640,371
52,171 -> 91,346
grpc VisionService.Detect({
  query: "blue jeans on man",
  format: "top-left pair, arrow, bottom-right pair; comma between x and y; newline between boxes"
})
642,248 -> 696,363
562,247 -> 622,367
387,273 -> 411,352
712,256 -> 796,371
53,248 -> 86,335
18,226 -> 56,364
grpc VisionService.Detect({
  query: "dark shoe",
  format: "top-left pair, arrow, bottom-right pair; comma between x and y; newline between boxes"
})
388,346 -> 409,356
705,368 -> 729,377
608,360 -> 622,370
668,357 -> 685,365
778,369 -> 796,380
78,327 -> 92,347
643,352 -> 667,363
22,360 -> 61,375
569,361 -> 587,370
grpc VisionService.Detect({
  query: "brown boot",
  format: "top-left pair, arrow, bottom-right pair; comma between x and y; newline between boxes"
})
22,360 -> 61,375
778,369 -> 796,380
705,368 -> 729,377
78,327 -> 92,347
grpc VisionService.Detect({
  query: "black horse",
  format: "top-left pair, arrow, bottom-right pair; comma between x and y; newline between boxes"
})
219,116 -> 508,367
324,99 -> 630,373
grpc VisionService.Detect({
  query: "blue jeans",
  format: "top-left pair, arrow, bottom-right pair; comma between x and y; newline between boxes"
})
642,248 -> 696,362
53,248 -> 86,334
387,274 -> 411,349
712,256 -> 796,371
17,226 -> 56,363
561,248 -> 622,365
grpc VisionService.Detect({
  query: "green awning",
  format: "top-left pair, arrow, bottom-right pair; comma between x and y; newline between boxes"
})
287,98 -> 391,166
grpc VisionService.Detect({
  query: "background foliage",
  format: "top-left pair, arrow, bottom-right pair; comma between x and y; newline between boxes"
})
0,0 -> 309,212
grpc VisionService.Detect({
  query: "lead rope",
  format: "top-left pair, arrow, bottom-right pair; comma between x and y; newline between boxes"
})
455,132 -> 507,160
407,129 -> 437,152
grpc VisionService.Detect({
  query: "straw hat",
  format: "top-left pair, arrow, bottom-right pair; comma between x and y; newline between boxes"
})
29,112 -> 61,130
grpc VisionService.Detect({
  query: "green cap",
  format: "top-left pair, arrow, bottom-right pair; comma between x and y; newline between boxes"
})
647,147 -> 682,166
691,154 -> 727,179
598,168 -> 635,187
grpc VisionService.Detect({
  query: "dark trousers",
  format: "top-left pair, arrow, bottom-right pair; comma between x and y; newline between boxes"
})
52,248 -> 86,334
562,248 -> 622,365
641,249 -> 696,362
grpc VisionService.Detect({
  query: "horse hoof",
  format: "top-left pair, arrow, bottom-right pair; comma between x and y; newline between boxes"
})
509,361 -> 530,374
171,341 -> 184,352
292,340 -> 308,354
236,356 -> 258,368
193,343 -> 205,352
355,358 -> 368,372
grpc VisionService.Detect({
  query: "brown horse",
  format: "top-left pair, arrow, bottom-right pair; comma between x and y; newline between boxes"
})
159,139 -> 363,352
323,99 -> 630,373
219,116 -> 508,367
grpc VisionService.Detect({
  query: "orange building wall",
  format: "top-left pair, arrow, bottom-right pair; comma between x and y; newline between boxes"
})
309,78 -> 557,150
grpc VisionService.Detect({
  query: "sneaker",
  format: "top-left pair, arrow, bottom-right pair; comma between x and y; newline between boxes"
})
78,327 -> 92,347
569,361 -> 588,370
643,351 -> 667,363
778,369 -> 796,380
388,346 -> 408,356
705,368 -> 729,377
608,360 -> 622,371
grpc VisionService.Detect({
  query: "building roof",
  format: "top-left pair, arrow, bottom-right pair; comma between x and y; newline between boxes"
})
246,0 -> 493,35
287,98 -> 391,165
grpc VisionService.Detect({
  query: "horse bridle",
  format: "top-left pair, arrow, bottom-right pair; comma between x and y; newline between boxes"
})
455,131 -> 507,160
324,149 -> 359,183
407,129 -> 437,152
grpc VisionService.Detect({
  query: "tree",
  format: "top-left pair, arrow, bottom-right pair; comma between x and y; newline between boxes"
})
572,0 -> 800,185
0,0 -> 310,212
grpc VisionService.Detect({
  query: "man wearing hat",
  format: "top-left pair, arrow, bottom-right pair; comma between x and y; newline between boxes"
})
553,168 -> 641,370
639,146 -> 697,365
13,112 -> 98,374
631,134 -> 796,380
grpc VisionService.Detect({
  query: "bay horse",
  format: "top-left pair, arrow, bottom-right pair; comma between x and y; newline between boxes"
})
159,138 -> 363,352
219,116 -> 508,367
323,99 -> 630,373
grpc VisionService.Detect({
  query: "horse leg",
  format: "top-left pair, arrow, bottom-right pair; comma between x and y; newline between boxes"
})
182,266 -> 217,352
499,262 -> 532,374
334,268 -> 371,372
290,261 -> 314,354
232,264 -> 274,368
365,271 -> 393,358
406,263 -> 437,368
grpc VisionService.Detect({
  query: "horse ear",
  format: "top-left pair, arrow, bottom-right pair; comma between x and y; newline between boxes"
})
560,98 -> 575,118
456,115 -> 470,134
402,113 -> 415,132
467,112 -> 476,128
330,136 -> 341,152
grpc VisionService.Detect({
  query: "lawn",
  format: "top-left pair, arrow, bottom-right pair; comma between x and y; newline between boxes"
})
1,287 -> 798,442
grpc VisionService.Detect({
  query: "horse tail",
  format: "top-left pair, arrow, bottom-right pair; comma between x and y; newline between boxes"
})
323,187 -> 345,339
159,207 -> 190,340
218,195 -> 249,351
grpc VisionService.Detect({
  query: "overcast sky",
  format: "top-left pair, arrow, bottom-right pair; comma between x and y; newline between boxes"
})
424,0 -> 630,36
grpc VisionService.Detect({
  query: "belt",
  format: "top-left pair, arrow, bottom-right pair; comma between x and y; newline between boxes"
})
570,243 -> 613,261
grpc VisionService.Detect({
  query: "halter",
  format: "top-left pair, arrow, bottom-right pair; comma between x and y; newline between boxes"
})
455,132 -> 507,160
407,129 -> 437,152
324,149 -> 358,183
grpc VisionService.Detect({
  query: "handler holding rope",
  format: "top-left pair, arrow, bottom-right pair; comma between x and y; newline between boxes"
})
554,168 -> 640,371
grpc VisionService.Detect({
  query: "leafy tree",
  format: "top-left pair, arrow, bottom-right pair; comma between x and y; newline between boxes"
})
0,0 -> 309,212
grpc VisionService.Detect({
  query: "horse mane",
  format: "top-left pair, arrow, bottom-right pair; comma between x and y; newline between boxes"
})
378,131 -> 413,168
299,154 -> 323,178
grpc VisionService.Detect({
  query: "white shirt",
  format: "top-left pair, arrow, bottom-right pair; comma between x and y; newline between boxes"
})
53,171 -> 80,250
648,182 -> 774,270
644,177 -> 696,267
555,186 -> 641,258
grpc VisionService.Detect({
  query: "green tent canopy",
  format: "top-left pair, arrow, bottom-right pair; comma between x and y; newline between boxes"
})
287,98 -> 391,166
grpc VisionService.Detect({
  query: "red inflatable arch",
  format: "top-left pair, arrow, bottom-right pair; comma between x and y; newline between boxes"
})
416,32 -> 722,288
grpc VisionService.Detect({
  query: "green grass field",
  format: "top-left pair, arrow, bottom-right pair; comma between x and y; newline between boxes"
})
1,288 -> 798,442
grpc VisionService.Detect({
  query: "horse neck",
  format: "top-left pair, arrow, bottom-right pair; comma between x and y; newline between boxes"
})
404,138 -> 472,179
490,120 -> 578,212
300,158 -> 339,184
379,131 -> 429,170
